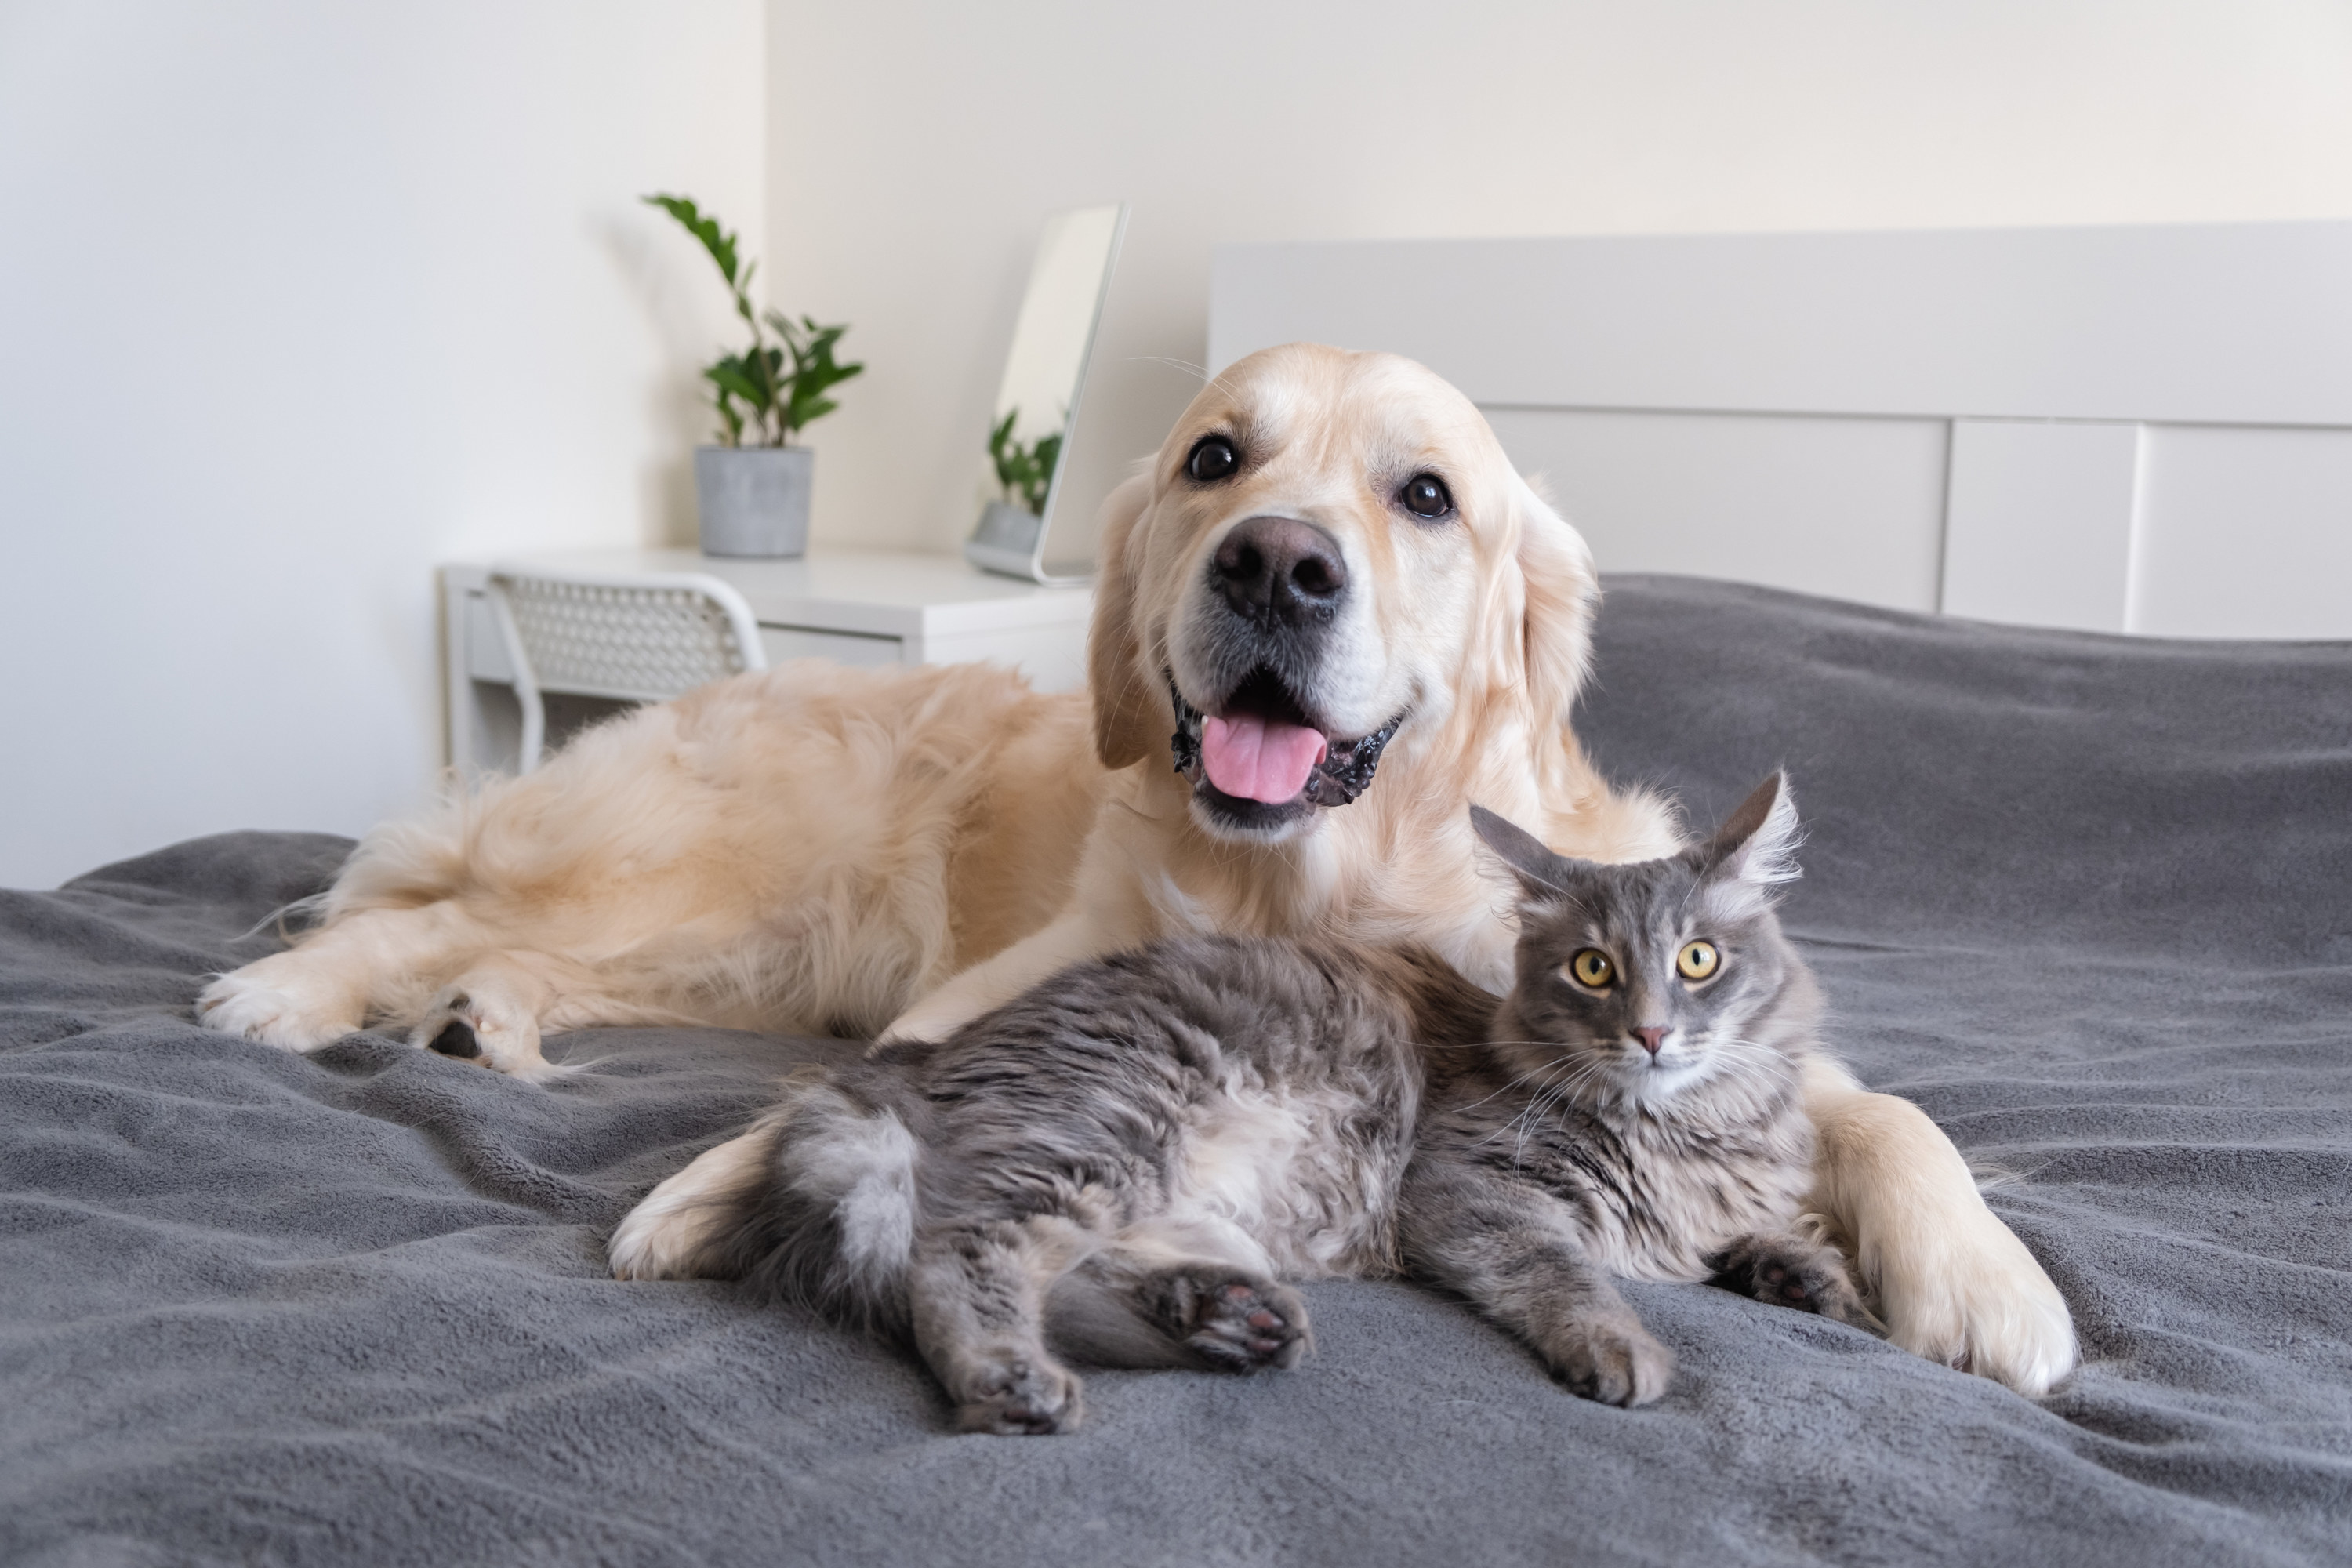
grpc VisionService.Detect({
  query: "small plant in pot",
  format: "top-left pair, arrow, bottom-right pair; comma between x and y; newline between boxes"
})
646,193 -> 863,558
966,408 -> 1066,571
987,408 -> 1062,520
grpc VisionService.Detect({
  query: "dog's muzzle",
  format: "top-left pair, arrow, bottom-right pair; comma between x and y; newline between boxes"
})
1168,673 -> 1404,816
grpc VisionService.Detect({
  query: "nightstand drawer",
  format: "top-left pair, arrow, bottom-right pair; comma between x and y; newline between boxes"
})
758,625 -> 903,668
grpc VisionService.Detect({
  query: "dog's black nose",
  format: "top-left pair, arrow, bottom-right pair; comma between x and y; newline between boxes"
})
1213,517 -> 1348,626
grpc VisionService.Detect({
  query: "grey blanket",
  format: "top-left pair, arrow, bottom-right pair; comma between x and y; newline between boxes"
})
3,576 -> 2347,1567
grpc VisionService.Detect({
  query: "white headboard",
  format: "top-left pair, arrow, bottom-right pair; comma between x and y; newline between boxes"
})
1210,222 -> 2352,640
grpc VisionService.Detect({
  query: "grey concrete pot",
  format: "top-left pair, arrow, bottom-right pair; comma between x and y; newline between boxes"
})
695,445 -> 812,558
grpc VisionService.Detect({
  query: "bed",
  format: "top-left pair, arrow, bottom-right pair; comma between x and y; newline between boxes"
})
4,575 -> 2346,1566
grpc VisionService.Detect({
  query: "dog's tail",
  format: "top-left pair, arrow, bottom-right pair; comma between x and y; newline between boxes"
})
608,1069 -> 920,1336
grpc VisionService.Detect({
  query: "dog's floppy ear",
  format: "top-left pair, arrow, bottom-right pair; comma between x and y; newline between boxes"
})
1087,471 -> 1158,769
1511,472 -> 1601,729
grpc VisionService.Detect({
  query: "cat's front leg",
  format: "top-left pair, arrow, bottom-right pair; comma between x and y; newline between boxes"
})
1711,1228 -> 1868,1324
908,1221 -> 1084,1435
1402,1171 -> 1672,1407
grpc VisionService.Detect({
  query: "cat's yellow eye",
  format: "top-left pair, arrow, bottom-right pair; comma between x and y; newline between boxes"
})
1567,949 -> 1615,988
1677,939 -> 1721,982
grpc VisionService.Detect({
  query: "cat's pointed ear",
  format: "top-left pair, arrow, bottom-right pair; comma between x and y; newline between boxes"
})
1471,805 -> 1580,901
1700,772 -> 1803,895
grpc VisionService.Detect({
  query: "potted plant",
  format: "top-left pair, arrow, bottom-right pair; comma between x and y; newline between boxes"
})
965,407 -> 1065,574
987,408 -> 1062,521
645,194 -> 863,557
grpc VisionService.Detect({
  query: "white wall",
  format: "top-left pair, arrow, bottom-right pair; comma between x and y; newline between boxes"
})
768,0 -> 2352,561
0,2 -> 764,887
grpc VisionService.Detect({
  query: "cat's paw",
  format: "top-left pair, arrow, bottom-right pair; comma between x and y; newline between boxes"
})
955,1353 -> 1084,1436
1715,1236 -> 1868,1325
1144,1269 -> 1310,1372
1190,1278 -> 1311,1372
1538,1315 -> 1674,1407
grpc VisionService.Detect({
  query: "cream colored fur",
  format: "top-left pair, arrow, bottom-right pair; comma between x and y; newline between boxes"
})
198,343 -> 2075,1395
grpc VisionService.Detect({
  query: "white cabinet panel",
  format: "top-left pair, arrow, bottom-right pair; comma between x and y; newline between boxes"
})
1485,408 -> 1949,613
758,626 -> 904,668
920,626 -> 1088,694
2132,426 -> 2352,640
1942,420 -> 2140,633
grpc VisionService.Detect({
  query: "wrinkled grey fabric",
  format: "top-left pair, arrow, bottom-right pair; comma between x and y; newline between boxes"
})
2,575 -> 2347,1567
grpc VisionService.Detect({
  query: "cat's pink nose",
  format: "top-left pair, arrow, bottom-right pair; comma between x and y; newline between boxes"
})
1632,1026 -> 1669,1057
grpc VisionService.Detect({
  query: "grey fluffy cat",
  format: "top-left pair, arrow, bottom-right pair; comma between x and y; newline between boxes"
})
616,773 -> 1861,1431
1404,778 -> 1864,1407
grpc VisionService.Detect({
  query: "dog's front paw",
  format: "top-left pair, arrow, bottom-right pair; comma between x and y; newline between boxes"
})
194,960 -> 359,1051
956,1353 -> 1084,1436
1537,1314 -> 1673,1407
1875,1207 -> 2077,1396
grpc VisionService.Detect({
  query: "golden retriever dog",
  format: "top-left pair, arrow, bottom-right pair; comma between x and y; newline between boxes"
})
197,343 -> 2076,1395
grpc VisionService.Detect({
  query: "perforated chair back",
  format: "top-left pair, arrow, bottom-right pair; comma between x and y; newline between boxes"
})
485,564 -> 768,772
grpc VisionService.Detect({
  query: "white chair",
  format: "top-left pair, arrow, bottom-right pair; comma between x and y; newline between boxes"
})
485,563 -> 768,772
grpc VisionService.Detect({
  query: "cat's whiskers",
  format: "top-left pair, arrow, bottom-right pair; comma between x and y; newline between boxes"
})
1467,1055 -> 1583,1140
1503,1054 -> 1624,1167
1460,1051 -> 1603,1145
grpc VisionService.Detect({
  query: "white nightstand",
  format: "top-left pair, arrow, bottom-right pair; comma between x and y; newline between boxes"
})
441,546 -> 1093,775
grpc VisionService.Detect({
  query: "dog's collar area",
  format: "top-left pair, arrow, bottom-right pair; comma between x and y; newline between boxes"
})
1166,671 -> 1405,814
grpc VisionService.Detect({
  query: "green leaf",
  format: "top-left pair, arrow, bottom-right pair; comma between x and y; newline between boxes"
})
982,407 -> 1062,512
704,357 -> 770,411
643,192 -> 739,286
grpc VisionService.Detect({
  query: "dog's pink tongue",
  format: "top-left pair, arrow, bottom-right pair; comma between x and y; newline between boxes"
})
1200,713 -> 1327,804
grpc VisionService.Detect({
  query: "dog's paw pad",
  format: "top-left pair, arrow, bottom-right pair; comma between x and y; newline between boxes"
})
426,1019 -> 482,1059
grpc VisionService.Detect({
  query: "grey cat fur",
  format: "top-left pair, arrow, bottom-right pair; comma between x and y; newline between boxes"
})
625,773 -> 1860,1431
1405,774 -> 1862,1407
658,938 -> 1486,1433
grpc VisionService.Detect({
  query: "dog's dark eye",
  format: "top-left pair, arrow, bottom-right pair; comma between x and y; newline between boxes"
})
1188,436 -> 1240,483
1400,474 -> 1453,519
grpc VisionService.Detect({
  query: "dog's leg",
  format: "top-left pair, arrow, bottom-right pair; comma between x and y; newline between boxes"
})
197,902 -> 474,1051
909,1221 -> 1083,1435
1801,1056 -> 2077,1395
